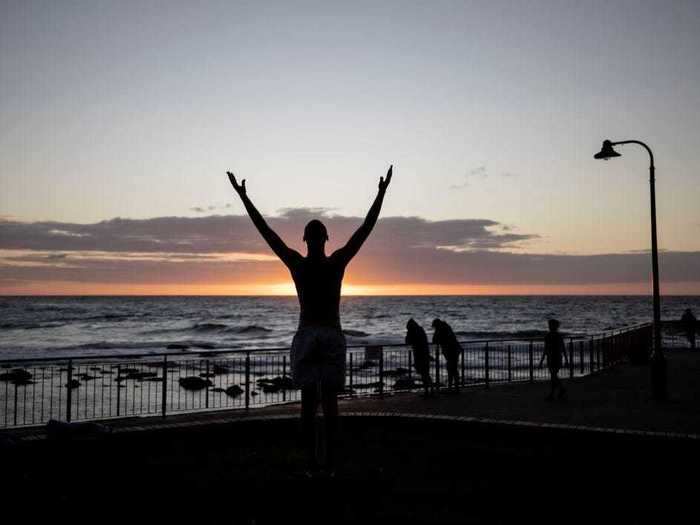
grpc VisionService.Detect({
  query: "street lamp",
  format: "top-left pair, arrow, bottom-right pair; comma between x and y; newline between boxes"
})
594,139 -> 666,400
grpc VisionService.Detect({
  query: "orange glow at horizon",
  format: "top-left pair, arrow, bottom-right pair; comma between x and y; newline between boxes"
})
2,280 -> 700,296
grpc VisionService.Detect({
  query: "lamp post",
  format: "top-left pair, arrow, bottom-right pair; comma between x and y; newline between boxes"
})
594,139 -> 666,400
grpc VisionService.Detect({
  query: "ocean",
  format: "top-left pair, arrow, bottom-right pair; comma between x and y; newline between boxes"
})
1,296 -> 698,360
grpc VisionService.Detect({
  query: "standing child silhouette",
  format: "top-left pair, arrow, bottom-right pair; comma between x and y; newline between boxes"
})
539,319 -> 568,400
227,166 -> 393,475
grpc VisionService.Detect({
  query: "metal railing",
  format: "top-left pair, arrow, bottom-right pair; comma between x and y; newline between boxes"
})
0,323 -> 654,429
660,320 -> 698,350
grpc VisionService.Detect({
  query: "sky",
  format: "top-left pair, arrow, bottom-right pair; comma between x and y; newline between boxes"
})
1,0 -> 699,295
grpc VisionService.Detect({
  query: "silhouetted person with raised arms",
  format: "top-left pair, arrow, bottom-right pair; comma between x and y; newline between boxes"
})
680,308 -> 697,349
227,166 -> 393,475
405,318 -> 434,398
539,318 -> 568,400
432,318 -> 462,393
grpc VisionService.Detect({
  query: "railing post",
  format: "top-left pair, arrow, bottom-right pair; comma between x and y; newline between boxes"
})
408,350 -> 412,382
378,346 -> 384,397
484,342 -> 490,388
579,341 -> 584,374
569,339 -> 574,378
610,333 -> 615,363
460,347 -> 465,386
507,344 -> 512,382
205,359 -> 210,409
116,364 -> 121,417
66,359 -> 73,423
245,352 -> 250,411
348,352 -> 354,396
435,344 -> 440,393
589,339 -> 594,373
529,341 -> 534,383
161,355 -> 168,418
602,335 -> 608,368
282,355 -> 287,402
13,381 -> 18,427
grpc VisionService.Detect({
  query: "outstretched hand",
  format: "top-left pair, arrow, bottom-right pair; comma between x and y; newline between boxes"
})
379,165 -> 393,192
227,171 -> 246,197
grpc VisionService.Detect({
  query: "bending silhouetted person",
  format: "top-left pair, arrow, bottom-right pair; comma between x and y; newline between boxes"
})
405,318 -> 433,397
432,319 -> 462,393
680,309 -> 697,349
539,319 -> 568,400
227,166 -> 392,474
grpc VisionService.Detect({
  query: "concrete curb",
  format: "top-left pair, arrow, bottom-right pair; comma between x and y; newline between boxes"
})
7,410 -> 698,443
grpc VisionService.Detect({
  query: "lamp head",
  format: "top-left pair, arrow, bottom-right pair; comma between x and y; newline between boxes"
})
594,140 -> 621,160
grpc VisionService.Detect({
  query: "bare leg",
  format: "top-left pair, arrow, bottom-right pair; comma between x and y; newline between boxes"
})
421,371 -> 431,397
320,387 -> 339,470
301,385 -> 319,471
547,370 -> 556,400
556,371 -> 566,399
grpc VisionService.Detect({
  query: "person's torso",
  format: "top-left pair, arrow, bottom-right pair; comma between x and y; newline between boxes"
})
436,326 -> 459,358
544,333 -> 563,363
409,328 -> 430,354
291,256 -> 345,329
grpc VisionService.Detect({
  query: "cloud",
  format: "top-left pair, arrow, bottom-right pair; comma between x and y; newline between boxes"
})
0,211 -> 698,288
450,166 -> 518,189
191,203 -> 234,213
450,166 -> 487,189
0,210 -> 534,255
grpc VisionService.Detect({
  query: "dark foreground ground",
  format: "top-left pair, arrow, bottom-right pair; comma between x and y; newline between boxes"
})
3,350 -> 700,524
2,414 -> 698,525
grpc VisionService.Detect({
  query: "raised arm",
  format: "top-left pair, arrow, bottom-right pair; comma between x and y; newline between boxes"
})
227,172 -> 301,268
332,165 -> 392,266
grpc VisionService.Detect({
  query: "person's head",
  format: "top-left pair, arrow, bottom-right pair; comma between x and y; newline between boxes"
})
303,219 -> 328,253
406,318 -> 418,335
432,318 -> 442,330
548,318 -> 560,332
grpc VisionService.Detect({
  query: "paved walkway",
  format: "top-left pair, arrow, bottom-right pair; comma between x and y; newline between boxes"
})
4,349 -> 700,441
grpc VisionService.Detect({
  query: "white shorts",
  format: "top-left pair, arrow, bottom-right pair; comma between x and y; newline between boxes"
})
291,326 -> 346,391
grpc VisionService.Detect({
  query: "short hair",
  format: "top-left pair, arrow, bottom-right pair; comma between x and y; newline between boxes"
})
548,319 -> 560,331
303,220 -> 328,242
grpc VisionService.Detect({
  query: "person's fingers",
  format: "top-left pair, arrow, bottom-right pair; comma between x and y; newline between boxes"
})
242,179 -> 246,189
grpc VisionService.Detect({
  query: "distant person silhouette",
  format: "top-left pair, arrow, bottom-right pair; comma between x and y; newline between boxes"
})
405,318 -> 434,398
680,309 -> 697,349
539,319 -> 568,400
228,166 -> 393,475
432,319 -> 462,393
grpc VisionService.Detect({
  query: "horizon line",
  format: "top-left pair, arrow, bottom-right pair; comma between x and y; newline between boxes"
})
2,293 -> 700,298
